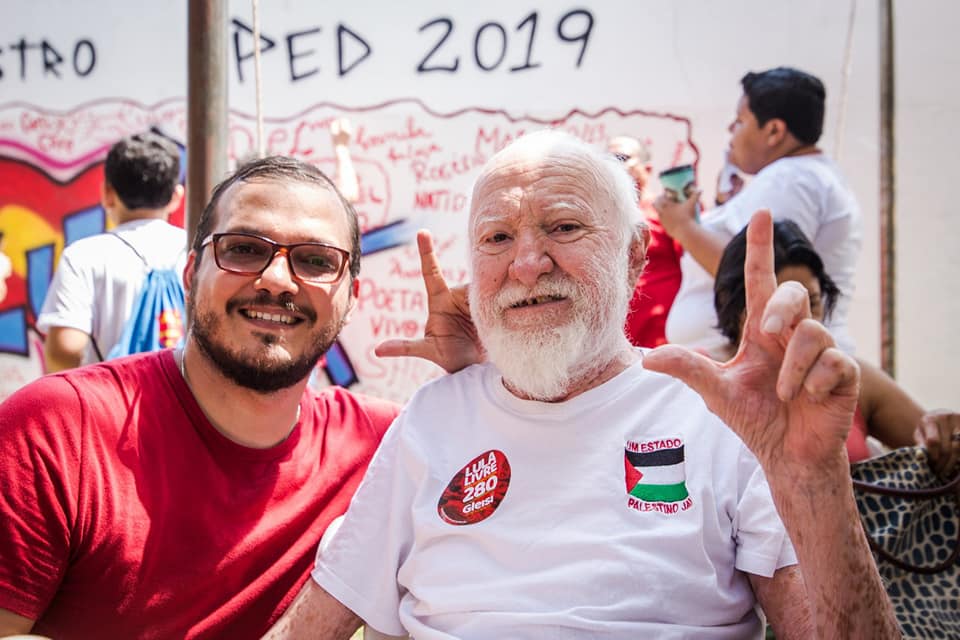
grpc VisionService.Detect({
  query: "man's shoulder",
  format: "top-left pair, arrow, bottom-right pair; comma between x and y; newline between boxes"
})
759,153 -> 846,187
54,351 -> 169,390
63,222 -> 186,261
119,219 -> 187,240
305,385 -> 403,430
57,231 -> 121,261
0,354 -> 166,438
407,363 -> 489,403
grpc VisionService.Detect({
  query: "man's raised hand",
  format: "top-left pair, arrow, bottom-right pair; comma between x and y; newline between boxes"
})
374,230 -> 483,373
643,209 -> 859,472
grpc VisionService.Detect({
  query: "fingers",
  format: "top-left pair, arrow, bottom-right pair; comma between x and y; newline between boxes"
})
742,210 -> 778,336
374,338 -> 433,361
915,410 -> 960,476
416,230 -> 451,298
449,283 -> 472,315
776,319 -> 857,402
329,118 -> 353,145
652,193 -> 673,212
652,193 -> 699,237
759,281 -> 811,345
643,344 -> 722,402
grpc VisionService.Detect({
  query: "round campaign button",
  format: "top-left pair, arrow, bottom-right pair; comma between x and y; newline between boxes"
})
437,449 -> 511,525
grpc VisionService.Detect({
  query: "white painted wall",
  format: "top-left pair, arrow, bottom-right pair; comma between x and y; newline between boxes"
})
0,0 -> 955,407
893,2 -> 960,408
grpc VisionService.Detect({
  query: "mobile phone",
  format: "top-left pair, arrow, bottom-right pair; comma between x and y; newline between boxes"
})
659,165 -> 696,202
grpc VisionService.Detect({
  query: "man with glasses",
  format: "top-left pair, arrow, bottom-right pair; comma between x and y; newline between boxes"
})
0,156 -> 404,638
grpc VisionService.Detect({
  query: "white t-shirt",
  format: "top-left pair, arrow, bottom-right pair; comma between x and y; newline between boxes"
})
666,153 -> 861,356
313,357 -> 796,640
36,218 -> 187,365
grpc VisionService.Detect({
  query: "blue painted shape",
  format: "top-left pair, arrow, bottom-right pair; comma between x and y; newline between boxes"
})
63,205 -> 105,246
0,307 -> 28,355
360,219 -> 413,256
323,342 -> 358,388
26,244 -> 55,318
321,218 -> 416,387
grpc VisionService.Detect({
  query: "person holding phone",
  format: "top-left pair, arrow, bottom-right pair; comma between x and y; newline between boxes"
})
655,67 -> 862,359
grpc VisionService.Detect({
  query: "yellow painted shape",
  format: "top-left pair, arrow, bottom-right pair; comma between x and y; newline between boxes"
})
0,205 -> 65,276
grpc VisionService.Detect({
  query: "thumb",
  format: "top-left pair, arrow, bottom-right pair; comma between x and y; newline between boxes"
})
643,344 -> 721,397
375,338 -> 433,361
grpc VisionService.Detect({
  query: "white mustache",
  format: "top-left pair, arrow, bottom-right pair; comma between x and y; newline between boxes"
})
493,278 -> 580,313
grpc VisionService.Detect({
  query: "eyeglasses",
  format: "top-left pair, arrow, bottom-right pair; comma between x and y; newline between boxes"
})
200,232 -> 351,284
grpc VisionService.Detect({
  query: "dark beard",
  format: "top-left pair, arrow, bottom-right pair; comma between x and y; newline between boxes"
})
189,305 -> 343,393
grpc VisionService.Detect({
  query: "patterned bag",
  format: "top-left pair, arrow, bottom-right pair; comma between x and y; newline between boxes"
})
851,447 -> 960,639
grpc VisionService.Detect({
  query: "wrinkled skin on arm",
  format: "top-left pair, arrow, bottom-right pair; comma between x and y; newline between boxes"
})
750,566 -> 813,639
261,578 -> 361,640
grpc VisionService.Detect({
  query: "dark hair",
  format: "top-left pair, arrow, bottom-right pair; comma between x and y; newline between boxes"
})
104,132 -> 181,210
740,67 -> 826,145
714,219 -> 840,346
193,156 -> 361,280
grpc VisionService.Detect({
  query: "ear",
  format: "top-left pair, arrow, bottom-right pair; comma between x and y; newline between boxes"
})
166,184 -> 185,217
764,118 -> 789,147
182,251 -> 197,297
627,225 -> 651,287
342,276 -> 361,325
101,181 -> 116,209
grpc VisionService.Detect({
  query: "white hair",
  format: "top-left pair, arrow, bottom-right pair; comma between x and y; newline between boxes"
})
469,128 -> 646,250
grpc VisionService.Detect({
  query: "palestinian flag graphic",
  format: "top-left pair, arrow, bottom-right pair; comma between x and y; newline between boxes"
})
625,439 -> 689,503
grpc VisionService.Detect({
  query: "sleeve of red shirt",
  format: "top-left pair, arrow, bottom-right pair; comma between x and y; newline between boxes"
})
332,388 -> 401,441
0,375 -> 83,620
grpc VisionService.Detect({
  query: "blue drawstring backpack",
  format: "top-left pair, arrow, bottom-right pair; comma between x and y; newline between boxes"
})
96,233 -> 186,360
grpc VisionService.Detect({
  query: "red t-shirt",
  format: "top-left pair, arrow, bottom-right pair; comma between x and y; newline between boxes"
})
625,208 -> 684,348
0,350 -> 399,639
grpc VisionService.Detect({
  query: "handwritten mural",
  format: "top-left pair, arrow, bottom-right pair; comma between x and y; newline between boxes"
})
0,95 -> 697,402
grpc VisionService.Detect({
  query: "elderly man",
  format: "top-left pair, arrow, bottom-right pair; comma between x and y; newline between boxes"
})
0,157 -> 400,638
266,130 -> 898,639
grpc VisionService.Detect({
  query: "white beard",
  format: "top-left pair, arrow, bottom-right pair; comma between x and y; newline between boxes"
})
471,254 -> 632,401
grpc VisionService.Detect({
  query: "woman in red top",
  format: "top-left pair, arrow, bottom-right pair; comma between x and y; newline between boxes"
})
607,136 -> 684,348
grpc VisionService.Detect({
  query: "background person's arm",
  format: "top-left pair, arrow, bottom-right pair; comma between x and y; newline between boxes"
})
856,357 -> 923,449
0,608 -> 34,636
331,118 -> 360,204
43,326 -> 90,372
856,358 -> 960,475
653,193 -> 728,276
262,578 -> 361,640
